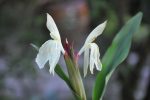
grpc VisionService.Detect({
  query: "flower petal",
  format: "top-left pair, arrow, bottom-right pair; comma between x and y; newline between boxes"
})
90,45 -> 95,74
89,43 -> 102,74
36,40 -> 53,69
85,21 -> 107,44
84,48 -> 89,77
49,41 -> 61,75
35,40 -> 62,72
78,21 -> 106,56
47,13 -> 61,40
94,44 -> 102,71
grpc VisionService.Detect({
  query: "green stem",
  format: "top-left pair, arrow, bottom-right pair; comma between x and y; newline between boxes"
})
64,55 -> 86,100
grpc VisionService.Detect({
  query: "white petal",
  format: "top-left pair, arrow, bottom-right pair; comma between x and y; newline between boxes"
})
84,48 -> 89,77
89,43 -> 102,74
94,44 -> 102,71
36,40 -> 53,69
85,21 -> 107,44
90,44 -> 95,74
49,41 -> 61,75
35,40 -> 61,72
47,13 -> 61,40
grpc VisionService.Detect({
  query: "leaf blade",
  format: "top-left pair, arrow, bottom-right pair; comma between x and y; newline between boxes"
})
93,12 -> 143,100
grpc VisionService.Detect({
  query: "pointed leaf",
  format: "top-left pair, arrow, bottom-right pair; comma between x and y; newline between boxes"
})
93,12 -> 143,100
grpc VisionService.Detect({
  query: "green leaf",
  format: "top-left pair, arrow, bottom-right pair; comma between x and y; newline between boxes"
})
92,12 -> 143,100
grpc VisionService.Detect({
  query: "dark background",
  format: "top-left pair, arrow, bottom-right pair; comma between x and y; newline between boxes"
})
0,0 -> 150,100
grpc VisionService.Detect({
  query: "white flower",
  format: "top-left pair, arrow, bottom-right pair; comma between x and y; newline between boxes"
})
35,13 -> 106,76
78,21 -> 107,77
35,13 -> 65,75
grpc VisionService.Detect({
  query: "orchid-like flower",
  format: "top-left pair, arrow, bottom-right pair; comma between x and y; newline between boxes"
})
35,13 -> 106,77
78,21 -> 107,77
36,13 -> 65,75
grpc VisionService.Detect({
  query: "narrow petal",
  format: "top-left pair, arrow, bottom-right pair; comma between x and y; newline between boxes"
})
85,21 -> 107,44
84,48 -> 89,77
47,13 -> 61,40
90,44 -> 95,74
35,40 -> 53,69
94,44 -> 102,71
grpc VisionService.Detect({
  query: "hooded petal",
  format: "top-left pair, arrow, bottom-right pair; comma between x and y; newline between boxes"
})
78,21 -> 106,56
47,13 -> 61,40
35,40 -> 62,72
83,48 -> 89,77
85,21 -> 107,44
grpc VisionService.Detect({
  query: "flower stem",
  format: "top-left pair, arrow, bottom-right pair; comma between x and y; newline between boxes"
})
64,54 -> 86,100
